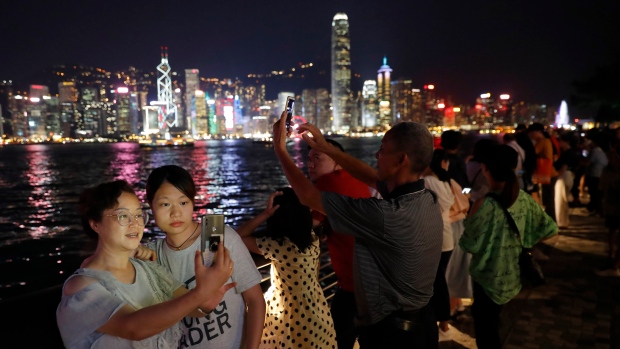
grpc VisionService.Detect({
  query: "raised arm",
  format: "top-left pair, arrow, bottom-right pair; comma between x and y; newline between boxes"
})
237,191 -> 282,254
298,123 -> 379,189
273,112 -> 325,213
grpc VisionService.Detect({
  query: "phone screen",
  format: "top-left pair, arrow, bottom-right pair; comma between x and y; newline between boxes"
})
462,187 -> 471,194
285,97 -> 294,131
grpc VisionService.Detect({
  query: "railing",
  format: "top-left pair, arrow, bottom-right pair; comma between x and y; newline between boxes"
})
254,246 -> 340,302
0,247 -> 340,349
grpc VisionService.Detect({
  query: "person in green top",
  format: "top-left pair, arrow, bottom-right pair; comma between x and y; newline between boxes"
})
460,144 -> 557,349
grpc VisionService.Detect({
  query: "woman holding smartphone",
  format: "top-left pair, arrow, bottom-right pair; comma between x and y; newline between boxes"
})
57,180 -> 234,349
144,165 -> 266,349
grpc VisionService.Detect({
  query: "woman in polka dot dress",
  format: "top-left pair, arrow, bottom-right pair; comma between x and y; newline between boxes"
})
238,188 -> 337,349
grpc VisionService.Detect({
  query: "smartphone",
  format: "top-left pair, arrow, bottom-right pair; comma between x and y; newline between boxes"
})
285,96 -> 295,132
462,187 -> 471,194
200,214 -> 225,253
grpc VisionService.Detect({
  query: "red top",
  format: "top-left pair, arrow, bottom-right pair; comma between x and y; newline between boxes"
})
312,170 -> 372,292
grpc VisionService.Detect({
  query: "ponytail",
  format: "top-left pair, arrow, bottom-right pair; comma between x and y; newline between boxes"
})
499,171 -> 520,208
482,144 -> 520,208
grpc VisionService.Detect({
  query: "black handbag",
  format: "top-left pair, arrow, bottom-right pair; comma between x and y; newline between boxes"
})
486,193 -> 546,287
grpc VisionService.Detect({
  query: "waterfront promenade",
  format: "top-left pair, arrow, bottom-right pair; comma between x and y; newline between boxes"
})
440,207 -> 619,349
2,206 -> 617,348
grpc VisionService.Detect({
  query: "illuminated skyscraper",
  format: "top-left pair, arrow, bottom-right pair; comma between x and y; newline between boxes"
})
362,80 -> 378,128
302,89 -> 317,125
331,13 -> 351,131
156,46 -> 178,130
185,69 -> 200,133
315,88 -> 330,131
391,79 -> 415,123
377,57 -> 392,102
377,57 -> 393,126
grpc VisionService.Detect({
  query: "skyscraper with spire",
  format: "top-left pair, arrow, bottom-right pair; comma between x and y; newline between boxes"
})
377,56 -> 393,126
331,13 -> 351,132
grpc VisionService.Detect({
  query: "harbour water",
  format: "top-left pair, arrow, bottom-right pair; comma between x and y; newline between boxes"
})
0,137 -> 382,301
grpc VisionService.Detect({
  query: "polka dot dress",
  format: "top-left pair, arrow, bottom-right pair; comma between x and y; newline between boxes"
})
257,235 -> 337,349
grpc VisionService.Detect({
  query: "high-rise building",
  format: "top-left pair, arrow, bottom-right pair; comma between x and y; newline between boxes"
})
79,87 -> 102,136
156,47 -> 178,131
29,85 -> 50,100
391,79 -> 415,124
58,82 -> 79,137
185,69 -> 200,133
115,87 -> 132,136
301,89 -> 317,125
315,88 -> 331,131
58,82 -> 78,104
331,13 -> 351,132
362,80 -> 378,128
377,57 -> 393,126
377,57 -> 392,102
194,90 -> 207,136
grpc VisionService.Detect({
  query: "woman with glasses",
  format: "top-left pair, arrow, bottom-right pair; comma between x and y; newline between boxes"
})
56,180 -> 235,349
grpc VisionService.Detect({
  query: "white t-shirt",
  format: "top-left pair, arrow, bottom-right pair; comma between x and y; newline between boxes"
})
147,226 -> 262,349
423,175 -> 455,251
506,140 -> 526,176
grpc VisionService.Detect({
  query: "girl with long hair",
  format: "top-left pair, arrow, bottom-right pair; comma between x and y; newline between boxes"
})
237,187 -> 337,349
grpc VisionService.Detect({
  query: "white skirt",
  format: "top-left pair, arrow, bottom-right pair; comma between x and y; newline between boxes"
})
445,220 -> 473,298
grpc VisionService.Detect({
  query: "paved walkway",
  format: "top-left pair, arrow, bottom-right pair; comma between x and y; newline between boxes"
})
440,207 -> 620,349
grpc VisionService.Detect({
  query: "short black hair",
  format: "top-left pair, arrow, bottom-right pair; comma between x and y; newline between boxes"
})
528,123 -> 545,133
388,122 -> 434,174
79,180 -> 135,239
515,124 -> 527,132
440,130 -> 462,150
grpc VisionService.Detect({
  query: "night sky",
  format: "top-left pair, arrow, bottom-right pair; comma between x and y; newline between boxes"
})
1,0 -> 619,107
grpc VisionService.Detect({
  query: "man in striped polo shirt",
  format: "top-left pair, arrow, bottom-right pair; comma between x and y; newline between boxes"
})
273,114 -> 443,349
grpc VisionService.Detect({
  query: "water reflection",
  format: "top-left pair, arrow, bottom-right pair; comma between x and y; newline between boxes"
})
0,137 -> 383,300
110,142 -> 143,191
189,145 -> 215,217
23,145 -> 56,238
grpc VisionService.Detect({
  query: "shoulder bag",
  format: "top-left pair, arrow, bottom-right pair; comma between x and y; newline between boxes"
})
486,193 -> 546,287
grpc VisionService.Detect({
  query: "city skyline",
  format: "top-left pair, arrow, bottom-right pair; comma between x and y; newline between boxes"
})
2,0 -> 618,106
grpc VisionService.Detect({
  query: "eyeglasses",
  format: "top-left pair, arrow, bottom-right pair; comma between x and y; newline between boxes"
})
105,211 -> 149,226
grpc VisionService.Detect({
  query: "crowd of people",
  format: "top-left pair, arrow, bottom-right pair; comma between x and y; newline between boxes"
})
55,115 -> 620,349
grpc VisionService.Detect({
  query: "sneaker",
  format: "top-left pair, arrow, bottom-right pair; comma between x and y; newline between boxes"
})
594,268 -> 620,277
438,327 -> 452,342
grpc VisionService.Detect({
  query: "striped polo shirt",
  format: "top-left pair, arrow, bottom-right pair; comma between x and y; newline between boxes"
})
322,179 -> 443,325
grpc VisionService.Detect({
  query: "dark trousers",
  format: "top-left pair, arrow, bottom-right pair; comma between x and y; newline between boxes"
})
430,250 -> 452,321
472,281 -> 503,349
586,176 -> 602,214
541,177 -> 557,222
358,303 -> 438,349
330,289 -> 358,349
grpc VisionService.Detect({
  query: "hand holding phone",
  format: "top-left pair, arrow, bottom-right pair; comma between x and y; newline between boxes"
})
201,214 -> 225,255
285,96 -> 295,132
